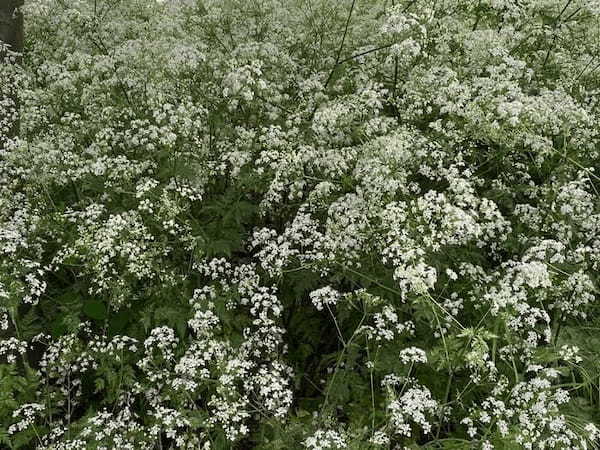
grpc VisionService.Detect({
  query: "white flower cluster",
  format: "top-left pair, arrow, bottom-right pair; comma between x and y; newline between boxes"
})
0,337 -> 28,364
310,286 -> 341,311
383,382 -> 438,438
303,429 -> 347,449
358,303 -> 415,342
462,369 -> 598,449
8,403 -> 45,435
399,347 -> 427,365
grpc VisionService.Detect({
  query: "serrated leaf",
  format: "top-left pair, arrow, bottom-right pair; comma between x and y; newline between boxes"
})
82,300 -> 107,321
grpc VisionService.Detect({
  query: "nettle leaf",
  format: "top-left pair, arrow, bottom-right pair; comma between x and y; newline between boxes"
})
224,199 -> 256,225
107,309 -> 130,336
205,238 -> 236,258
286,270 -> 320,298
154,305 -> 189,338
82,299 -> 107,321
50,319 -> 68,338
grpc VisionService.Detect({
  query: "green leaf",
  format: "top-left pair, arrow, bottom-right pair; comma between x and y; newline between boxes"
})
82,300 -> 107,321
108,310 -> 130,336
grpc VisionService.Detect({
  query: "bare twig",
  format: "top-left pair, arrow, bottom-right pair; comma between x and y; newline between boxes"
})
322,0 -> 358,90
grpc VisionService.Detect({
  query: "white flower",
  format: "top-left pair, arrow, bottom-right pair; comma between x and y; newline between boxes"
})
309,286 -> 341,311
399,347 -> 428,364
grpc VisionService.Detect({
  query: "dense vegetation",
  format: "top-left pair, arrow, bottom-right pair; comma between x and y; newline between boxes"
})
1,0 -> 600,448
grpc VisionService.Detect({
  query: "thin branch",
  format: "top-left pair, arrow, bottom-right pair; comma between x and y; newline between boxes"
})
541,0 -> 575,72
392,0 -> 398,97
573,55 -> 598,82
336,42 -> 395,65
472,0 -> 482,31
402,0 -> 418,13
322,0 -> 358,90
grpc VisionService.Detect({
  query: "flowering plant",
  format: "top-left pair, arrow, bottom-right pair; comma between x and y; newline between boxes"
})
1,0 -> 600,448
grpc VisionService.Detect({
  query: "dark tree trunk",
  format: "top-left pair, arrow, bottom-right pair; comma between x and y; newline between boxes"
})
0,0 -> 24,141
0,0 -> 24,55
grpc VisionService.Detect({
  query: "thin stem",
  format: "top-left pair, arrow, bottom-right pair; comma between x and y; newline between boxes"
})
326,303 -> 346,346
320,309 -> 367,416
336,42 -> 395,66
436,371 -> 453,439
340,264 -> 465,330
365,336 -> 376,434
322,0 -> 358,91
